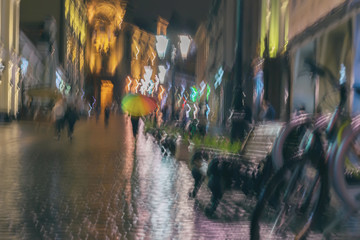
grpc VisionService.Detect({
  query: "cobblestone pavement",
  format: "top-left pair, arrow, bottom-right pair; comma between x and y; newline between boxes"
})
0,115 -> 359,239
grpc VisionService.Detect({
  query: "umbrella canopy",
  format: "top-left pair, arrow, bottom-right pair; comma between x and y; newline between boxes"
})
121,94 -> 157,117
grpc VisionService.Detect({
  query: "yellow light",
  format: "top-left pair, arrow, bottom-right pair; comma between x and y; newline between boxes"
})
70,1 -> 75,27
88,4 -> 95,24
80,48 -> 84,70
89,52 -> 96,73
86,0 -> 127,76
134,79 -> 140,93
72,42 -> 77,63
135,45 -> 140,59
158,85 -> 165,101
81,20 -> 86,45
67,35 -> 72,59
151,52 -> 156,65
65,0 -> 70,19
126,76 -> 132,92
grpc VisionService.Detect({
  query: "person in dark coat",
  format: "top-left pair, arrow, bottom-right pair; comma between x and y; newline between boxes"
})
65,106 -> 79,140
131,116 -> 139,139
261,99 -> 275,121
104,106 -> 110,126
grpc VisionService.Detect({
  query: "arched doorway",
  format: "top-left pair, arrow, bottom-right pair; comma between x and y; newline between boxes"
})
101,80 -> 113,112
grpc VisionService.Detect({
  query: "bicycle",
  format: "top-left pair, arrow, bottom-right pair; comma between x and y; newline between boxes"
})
250,65 -> 360,239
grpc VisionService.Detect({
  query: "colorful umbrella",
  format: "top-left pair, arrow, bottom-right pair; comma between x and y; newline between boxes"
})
121,94 -> 157,116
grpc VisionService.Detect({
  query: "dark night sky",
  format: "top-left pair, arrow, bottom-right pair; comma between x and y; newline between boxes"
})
125,0 -> 213,34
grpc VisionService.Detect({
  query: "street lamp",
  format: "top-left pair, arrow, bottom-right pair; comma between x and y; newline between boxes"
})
178,35 -> 191,60
155,35 -> 169,60
155,34 -> 192,121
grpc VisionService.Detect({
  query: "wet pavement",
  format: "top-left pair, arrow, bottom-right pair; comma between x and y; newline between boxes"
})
0,115 -> 254,240
0,114 -> 359,239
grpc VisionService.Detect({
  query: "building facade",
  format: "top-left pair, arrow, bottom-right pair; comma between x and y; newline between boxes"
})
287,0 -> 360,115
0,0 -> 21,120
20,0 -> 87,103
197,0 -> 262,127
64,0 -> 87,96
199,0 -> 239,127
85,0 -> 162,111
255,0 -> 290,120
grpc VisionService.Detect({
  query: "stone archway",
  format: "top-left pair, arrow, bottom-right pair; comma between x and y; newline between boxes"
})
101,80 -> 113,112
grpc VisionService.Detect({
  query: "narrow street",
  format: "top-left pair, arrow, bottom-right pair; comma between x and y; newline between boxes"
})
2,115 -> 360,239
0,115 -> 254,239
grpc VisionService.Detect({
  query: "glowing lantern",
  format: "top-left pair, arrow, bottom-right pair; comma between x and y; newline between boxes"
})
155,35 -> 169,59
158,65 -> 167,84
179,35 -> 191,60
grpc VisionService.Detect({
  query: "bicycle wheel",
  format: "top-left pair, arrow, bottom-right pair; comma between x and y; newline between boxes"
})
250,157 -> 325,240
272,114 -> 311,170
333,121 -> 360,212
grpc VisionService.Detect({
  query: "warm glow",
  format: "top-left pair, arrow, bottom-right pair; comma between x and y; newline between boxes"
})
67,34 -> 72,59
101,80 -> 114,111
108,42 -> 123,75
151,52 -> 156,65
65,0 -> 70,18
79,48 -> 84,70
134,79 -> 140,93
72,42 -> 77,63
87,0 -> 127,75
158,85 -> 165,101
135,45 -> 140,59
179,35 -> 191,59
126,76 -> 132,92
94,30 -> 113,53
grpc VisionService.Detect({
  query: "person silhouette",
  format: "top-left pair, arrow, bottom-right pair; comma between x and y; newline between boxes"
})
131,115 -> 139,139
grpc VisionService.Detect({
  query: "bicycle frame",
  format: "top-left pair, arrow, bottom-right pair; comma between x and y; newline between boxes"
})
332,115 -> 360,212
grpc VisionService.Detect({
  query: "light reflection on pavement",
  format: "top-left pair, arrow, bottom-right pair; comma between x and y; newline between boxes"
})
0,116 -> 358,239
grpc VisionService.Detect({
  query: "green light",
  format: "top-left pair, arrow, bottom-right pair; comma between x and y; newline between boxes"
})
206,84 -> 211,102
190,86 -> 198,102
65,85 -> 71,95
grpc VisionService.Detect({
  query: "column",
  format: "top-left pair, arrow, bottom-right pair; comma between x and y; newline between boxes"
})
0,0 -> 10,114
13,0 -> 20,115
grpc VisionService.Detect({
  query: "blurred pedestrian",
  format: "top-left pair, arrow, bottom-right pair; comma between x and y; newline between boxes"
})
52,97 -> 67,140
65,105 -> 79,140
131,115 -> 139,139
162,105 -> 168,125
261,99 -> 275,121
95,108 -> 100,122
104,105 -> 110,126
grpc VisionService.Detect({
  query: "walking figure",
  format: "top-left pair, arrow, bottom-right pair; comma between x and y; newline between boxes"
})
52,98 -> 66,140
261,99 -> 275,121
65,105 -> 79,140
104,106 -> 110,126
131,116 -> 139,139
